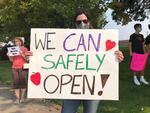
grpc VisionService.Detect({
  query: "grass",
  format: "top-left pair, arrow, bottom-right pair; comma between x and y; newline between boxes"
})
0,60 -> 12,85
1,47 -> 150,113
98,46 -> 150,113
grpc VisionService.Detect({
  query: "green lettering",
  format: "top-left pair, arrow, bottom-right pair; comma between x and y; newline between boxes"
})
41,54 -> 55,69
55,55 -> 66,69
75,54 -> 84,70
96,54 -> 106,72
86,54 -> 96,70
66,54 -> 76,69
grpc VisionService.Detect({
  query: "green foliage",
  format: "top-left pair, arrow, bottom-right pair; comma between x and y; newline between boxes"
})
0,0 -> 149,42
0,0 -> 108,44
109,0 -> 150,25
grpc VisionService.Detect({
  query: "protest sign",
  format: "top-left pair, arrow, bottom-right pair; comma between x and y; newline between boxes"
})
7,46 -> 20,56
28,28 -> 119,100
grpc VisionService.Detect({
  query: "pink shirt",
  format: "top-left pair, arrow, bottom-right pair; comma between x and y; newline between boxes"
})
12,46 -> 28,69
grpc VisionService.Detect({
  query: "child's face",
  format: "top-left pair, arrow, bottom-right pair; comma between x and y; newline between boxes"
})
15,39 -> 22,46
136,26 -> 142,33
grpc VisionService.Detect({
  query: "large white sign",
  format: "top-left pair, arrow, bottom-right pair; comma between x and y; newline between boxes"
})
28,28 -> 119,100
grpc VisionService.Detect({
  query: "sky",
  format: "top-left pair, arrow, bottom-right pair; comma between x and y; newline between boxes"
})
104,9 -> 150,40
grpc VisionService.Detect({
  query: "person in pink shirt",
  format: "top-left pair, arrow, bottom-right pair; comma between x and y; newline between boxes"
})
7,37 -> 28,104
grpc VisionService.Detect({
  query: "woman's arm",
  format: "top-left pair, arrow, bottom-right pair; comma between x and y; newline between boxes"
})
20,47 -> 29,61
20,51 -> 27,60
24,51 -> 33,61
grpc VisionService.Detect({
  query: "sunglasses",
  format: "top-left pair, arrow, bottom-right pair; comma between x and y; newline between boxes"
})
76,19 -> 89,25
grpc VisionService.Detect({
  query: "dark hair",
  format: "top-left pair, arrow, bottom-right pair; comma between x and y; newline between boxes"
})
148,24 -> 150,29
74,10 -> 90,22
134,23 -> 141,29
13,37 -> 24,46
74,9 -> 93,29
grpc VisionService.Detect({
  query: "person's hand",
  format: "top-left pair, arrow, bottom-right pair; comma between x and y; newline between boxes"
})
25,51 -> 33,56
24,51 -> 33,61
6,53 -> 9,56
115,50 -> 124,62
19,51 -> 24,56
6,53 -> 12,57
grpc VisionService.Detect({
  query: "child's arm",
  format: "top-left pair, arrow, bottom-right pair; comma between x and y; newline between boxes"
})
143,43 -> 146,53
128,42 -> 132,56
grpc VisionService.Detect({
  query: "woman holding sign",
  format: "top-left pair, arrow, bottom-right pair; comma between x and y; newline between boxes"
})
61,9 -> 124,113
7,37 -> 28,104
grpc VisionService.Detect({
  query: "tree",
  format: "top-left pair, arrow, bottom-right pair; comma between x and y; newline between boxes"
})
109,0 -> 150,25
0,0 -> 108,45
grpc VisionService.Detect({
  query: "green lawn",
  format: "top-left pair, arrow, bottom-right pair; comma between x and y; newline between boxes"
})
1,47 -> 150,113
98,47 -> 150,113
0,60 -> 12,85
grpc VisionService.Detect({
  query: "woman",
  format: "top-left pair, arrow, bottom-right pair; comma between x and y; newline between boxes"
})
7,37 -> 28,104
61,10 -> 124,113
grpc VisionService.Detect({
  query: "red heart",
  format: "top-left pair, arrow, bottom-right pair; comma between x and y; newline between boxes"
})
106,40 -> 116,51
30,72 -> 41,86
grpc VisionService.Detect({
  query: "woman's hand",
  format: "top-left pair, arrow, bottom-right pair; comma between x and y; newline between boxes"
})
24,51 -> 33,61
6,53 -> 9,56
24,51 -> 33,56
115,50 -> 124,62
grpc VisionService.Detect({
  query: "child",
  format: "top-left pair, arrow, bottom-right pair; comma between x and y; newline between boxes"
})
129,23 -> 149,85
7,37 -> 28,104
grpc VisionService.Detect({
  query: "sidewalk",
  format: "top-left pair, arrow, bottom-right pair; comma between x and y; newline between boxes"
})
0,84 -> 61,113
